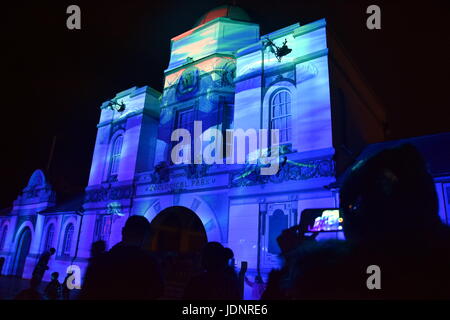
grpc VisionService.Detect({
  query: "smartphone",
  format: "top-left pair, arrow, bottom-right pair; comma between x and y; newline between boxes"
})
300,208 -> 343,233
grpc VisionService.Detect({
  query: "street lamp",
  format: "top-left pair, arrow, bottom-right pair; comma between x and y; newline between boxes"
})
263,38 -> 292,62
107,100 -> 126,112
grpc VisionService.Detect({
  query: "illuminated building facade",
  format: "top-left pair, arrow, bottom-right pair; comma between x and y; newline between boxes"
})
4,6 -> 446,292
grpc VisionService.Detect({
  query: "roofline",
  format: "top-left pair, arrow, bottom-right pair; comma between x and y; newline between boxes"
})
171,16 -> 258,42
37,209 -> 84,216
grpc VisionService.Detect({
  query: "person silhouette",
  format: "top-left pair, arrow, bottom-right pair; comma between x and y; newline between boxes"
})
183,242 -> 241,300
78,240 -> 107,300
336,144 -> 450,299
31,247 -> 55,286
62,270 -> 74,300
80,215 -> 164,300
44,272 -> 62,300
287,144 -> 450,299
90,240 -> 107,258
223,247 -> 238,279
0,257 -> 5,276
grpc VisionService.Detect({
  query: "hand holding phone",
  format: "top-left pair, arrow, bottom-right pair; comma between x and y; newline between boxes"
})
276,225 -> 319,254
301,209 -> 343,233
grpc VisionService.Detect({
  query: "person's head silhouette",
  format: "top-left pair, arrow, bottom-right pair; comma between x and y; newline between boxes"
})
340,144 -> 441,246
121,215 -> 151,247
49,248 -> 56,255
90,240 -> 106,257
201,242 -> 228,272
223,247 -> 234,265
51,272 -> 59,281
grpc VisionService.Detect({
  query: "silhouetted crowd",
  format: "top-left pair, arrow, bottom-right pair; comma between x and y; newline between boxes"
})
13,144 -> 450,299
14,248 -> 67,300
262,144 -> 450,299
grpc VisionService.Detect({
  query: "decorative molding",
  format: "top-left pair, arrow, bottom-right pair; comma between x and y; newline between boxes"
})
85,185 -> 134,203
16,185 -> 56,206
231,158 -> 335,187
110,121 -> 126,136
185,163 -> 209,179
15,215 -> 37,234
161,88 -> 235,109
149,162 -> 171,184
96,108 -> 157,128
176,67 -> 200,100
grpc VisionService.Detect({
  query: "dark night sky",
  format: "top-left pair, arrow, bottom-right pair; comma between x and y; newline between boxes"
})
1,0 -> 449,208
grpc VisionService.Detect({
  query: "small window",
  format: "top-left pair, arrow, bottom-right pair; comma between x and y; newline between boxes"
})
270,90 -> 292,144
44,224 -> 55,252
110,135 -> 124,176
62,223 -> 75,256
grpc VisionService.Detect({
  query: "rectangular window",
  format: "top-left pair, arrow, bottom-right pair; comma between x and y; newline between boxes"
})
174,108 -> 195,163
261,202 -> 295,269
177,108 -> 195,133
94,215 -> 111,243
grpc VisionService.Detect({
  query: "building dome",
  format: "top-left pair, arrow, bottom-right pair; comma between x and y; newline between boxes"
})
194,5 -> 252,27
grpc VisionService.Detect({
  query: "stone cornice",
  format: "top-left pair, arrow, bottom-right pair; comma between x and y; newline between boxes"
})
164,52 -> 235,76
100,86 -> 161,110
96,107 -> 157,128
235,48 -> 328,84
292,18 -> 326,38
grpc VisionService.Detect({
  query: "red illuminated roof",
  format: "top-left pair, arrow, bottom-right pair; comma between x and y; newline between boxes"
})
198,7 -> 229,25
194,5 -> 251,27
172,5 -> 252,42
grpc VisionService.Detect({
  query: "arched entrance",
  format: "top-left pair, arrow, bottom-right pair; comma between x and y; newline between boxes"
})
13,227 -> 32,277
150,206 -> 207,254
150,206 -> 208,298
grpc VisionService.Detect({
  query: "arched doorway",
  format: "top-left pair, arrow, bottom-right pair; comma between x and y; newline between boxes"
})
13,227 -> 32,277
150,206 -> 207,254
150,206 -> 208,298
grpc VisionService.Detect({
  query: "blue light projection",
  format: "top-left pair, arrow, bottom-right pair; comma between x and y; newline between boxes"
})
0,9 -> 340,295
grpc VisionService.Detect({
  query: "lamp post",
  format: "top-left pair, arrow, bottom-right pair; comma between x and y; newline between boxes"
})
257,201 -> 268,278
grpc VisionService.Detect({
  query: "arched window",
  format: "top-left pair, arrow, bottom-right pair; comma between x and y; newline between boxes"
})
0,225 -> 8,251
62,223 -> 75,256
109,135 -> 124,176
44,224 -> 55,252
270,90 -> 292,144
